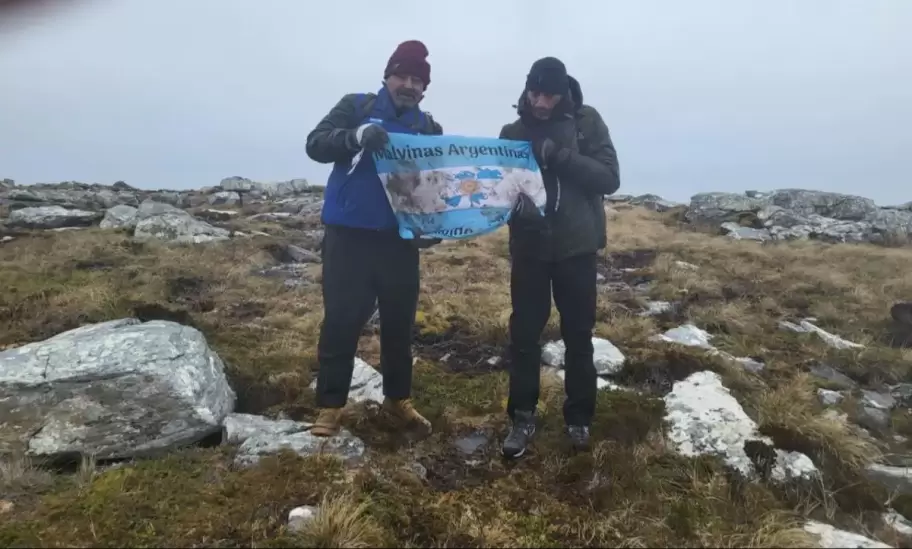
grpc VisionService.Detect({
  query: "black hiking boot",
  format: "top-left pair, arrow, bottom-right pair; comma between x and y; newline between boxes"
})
502,410 -> 536,459
566,425 -> 591,452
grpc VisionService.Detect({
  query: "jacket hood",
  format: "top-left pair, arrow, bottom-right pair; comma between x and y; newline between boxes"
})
568,75 -> 583,108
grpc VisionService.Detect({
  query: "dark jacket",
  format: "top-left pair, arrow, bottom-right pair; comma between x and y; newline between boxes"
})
305,87 -> 443,231
499,77 -> 620,261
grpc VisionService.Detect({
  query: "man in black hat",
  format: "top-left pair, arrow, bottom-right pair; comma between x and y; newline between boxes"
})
498,57 -> 621,458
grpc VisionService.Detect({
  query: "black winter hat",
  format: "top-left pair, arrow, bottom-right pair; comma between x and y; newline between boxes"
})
525,57 -> 570,96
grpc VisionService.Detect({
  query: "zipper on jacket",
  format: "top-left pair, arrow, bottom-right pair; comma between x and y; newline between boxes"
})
554,176 -> 562,213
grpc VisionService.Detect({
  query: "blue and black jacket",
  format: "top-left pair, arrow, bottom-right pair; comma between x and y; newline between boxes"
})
305,87 -> 443,231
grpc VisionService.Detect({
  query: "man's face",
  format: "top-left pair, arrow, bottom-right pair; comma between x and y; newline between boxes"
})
526,90 -> 562,120
386,74 -> 426,108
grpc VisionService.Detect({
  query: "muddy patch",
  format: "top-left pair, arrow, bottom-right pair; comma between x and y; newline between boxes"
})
131,302 -> 197,327
453,429 -> 494,456
615,350 -> 713,396
420,444 -> 505,493
166,275 -> 215,313
228,373 -> 307,416
415,336 -> 505,375
596,249 -> 658,292
606,249 -> 658,270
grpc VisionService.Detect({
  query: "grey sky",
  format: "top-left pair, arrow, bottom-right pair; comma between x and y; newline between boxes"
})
1,0 -> 909,205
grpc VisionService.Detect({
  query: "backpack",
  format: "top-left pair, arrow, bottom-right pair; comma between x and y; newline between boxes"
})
352,93 -> 437,134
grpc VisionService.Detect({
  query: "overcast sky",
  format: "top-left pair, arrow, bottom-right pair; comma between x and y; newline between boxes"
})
1,0 -> 909,205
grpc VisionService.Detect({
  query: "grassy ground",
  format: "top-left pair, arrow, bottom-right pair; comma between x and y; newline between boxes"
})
1,205 -> 911,547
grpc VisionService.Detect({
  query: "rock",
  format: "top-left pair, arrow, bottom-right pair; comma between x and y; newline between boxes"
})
817,389 -> 845,406
885,202 -> 912,211
865,464 -> 912,496
273,196 -> 323,215
133,202 -> 231,244
804,520 -> 891,548
220,176 -> 255,193
721,222 -> 772,241
0,500 -> 12,514
733,356 -> 765,373
862,390 -> 896,411
285,244 -> 321,264
541,337 -> 626,376
249,212 -> 293,222
664,371 -> 817,481
890,383 -> 912,407
223,413 -> 310,445
1,236 -> 13,243
223,412 -> 364,469
308,358 -> 383,404
651,324 -> 714,349
288,505 -> 319,532
136,199 -> 184,219
628,193 -> 680,212
809,364 -> 858,390
673,260 -> 699,271
686,189 -> 912,246
235,429 -> 365,467
220,176 -> 311,198
6,206 -> 101,229
779,319 -> 864,350
99,205 -> 139,229
544,366 -> 622,392
208,191 -> 240,207
884,510 -> 912,537
857,406 -> 891,432
199,209 -> 239,222
0,319 -> 236,460
639,300 -> 673,317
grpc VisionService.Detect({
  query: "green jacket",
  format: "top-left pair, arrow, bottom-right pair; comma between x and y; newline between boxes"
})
499,82 -> 620,262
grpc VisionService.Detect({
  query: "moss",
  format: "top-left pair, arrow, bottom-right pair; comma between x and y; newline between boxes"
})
414,309 -> 452,338
411,359 -> 508,423
0,449 -> 347,548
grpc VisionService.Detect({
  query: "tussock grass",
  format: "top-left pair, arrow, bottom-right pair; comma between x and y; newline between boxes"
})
1,206 -> 909,546
289,491 -> 385,548
0,455 -> 55,497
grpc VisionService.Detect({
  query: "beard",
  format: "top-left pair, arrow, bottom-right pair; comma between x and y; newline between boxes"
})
393,88 -> 421,107
531,106 -> 552,119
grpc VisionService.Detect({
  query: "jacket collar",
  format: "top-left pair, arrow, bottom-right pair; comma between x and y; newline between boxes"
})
373,85 -> 424,126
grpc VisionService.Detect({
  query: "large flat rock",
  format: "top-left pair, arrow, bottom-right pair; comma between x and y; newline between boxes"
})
0,319 -> 236,460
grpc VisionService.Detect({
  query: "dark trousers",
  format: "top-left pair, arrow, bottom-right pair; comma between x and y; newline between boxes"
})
315,225 -> 419,408
507,252 -> 598,426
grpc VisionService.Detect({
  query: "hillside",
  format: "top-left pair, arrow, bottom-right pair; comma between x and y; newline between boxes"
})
2,178 -> 912,548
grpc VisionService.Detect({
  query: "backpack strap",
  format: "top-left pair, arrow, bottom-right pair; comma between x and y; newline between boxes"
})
354,91 -> 435,134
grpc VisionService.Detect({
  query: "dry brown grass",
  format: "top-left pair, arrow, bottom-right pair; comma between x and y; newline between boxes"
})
289,491 -> 385,548
1,205 -> 910,546
0,455 -> 55,496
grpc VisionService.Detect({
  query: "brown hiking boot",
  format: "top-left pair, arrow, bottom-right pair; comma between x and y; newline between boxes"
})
383,398 -> 432,436
311,408 -> 343,437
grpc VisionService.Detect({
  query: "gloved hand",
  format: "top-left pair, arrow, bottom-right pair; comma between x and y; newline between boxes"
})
510,191 -> 546,230
532,137 -> 570,170
350,123 -> 389,153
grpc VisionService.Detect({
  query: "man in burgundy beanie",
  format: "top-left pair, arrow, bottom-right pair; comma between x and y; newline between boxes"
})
305,40 -> 443,439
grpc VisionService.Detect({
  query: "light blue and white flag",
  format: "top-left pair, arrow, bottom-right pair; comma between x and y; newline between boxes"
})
366,133 -> 547,240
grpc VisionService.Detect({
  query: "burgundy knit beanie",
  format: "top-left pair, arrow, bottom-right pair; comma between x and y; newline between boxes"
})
384,40 -> 431,86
